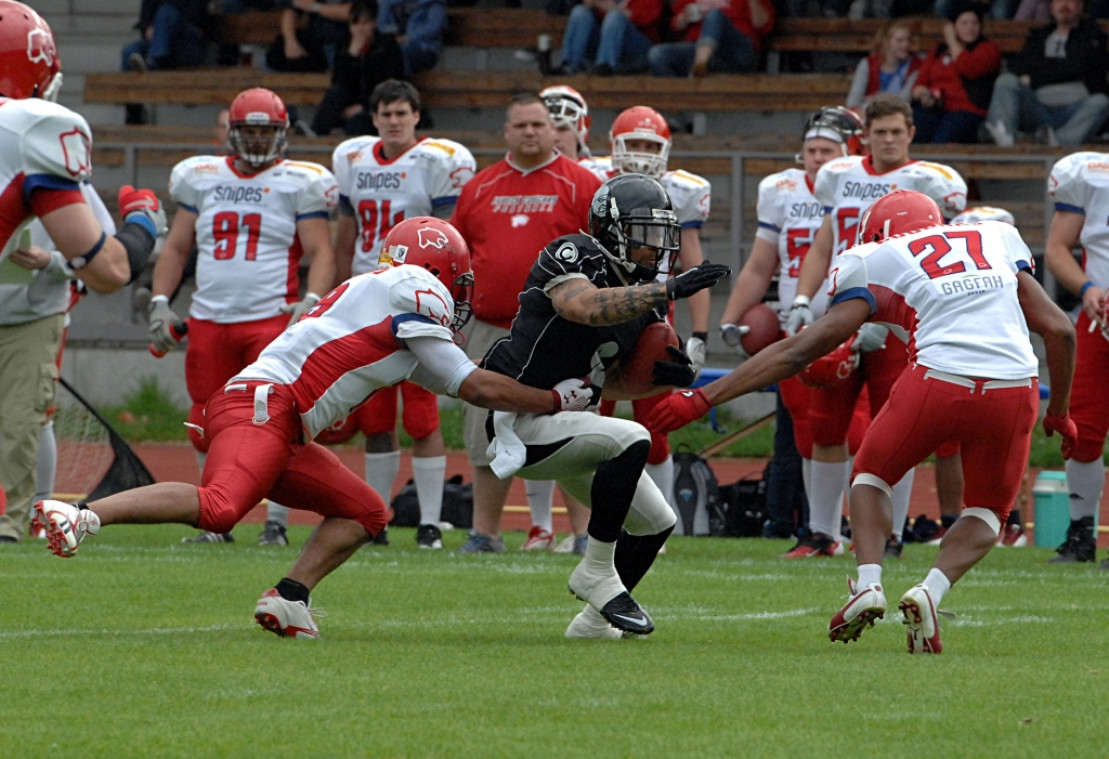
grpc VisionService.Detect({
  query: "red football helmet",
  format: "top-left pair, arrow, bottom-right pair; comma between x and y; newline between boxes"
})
228,88 -> 288,168
379,217 -> 474,340
858,189 -> 943,245
610,105 -> 671,178
541,84 -> 591,153
798,339 -> 860,389
0,1 -> 62,101
803,105 -> 866,156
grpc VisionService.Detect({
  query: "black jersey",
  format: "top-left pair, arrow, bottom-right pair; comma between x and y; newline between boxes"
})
481,233 -> 655,390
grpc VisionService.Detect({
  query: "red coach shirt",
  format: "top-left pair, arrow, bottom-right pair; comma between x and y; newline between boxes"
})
451,152 -> 601,329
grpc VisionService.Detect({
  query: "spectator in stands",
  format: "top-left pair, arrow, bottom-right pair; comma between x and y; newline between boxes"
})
981,0 -> 1109,146
554,0 -> 665,75
910,1 -> 1002,143
449,94 -> 602,554
647,0 -> 775,77
309,0 -> 405,136
265,0 -> 352,72
377,0 -> 448,75
122,0 -> 213,73
845,21 -> 923,112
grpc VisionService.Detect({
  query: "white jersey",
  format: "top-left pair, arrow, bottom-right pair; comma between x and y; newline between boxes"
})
169,155 -> 338,323
831,221 -> 1038,379
332,136 -> 475,274
581,156 -> 711,229
755,167 -> 830,326
952,206 -> 1014,225
1048,151 -> 1109,289
238,264 -> 477,439
815,155 -> 967,257
0,97 -> 93,265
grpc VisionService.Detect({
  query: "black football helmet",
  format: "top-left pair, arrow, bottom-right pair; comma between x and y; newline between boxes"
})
803,105 -> 866,156
588,174 -> 681,283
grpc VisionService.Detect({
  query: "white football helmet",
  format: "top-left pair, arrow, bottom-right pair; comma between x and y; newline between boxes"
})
540,84 -> 591,154
952,206 -> 1015,225
610,105 -> 671,178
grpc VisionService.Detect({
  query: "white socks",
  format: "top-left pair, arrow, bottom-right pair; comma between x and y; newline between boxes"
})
526,479 -> 556,532
364,450 -> 401,503
809,459 -> 849,538
857,563 -> 882,590
1065,458 -> 1104,521
922,568 -> 951,607
889,468 -> 915,541
34,421 -> 57,504
412,455 -> 446,525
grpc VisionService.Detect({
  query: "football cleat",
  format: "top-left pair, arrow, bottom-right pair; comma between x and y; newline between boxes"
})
595,592 -> 654,636
35,499 -> 99,558
258,520 -> 289,546
899,584 -> 942,654
1048,517 -> 1096,563
565,604 -> 629,640
520,526 -> 555,551
457,530 -> 505,554
782,531 -> 843,558
998,524 -> 1027,547
182,530 -> 234,544
884,536 -> 904,559
568,560 -> 653,634
253,588 -> 323,640
416,523 -> 443,550
828,577 -> 886,644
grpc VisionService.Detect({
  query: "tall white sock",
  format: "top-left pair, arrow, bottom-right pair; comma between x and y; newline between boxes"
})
526,479 -> 556,532
801,457 -> 813,506
34,421 -> 57,504
266,502 -> 290,526
195,451 -> 206,476
645,457 -> 675,508
889,468 -> 915,541
412,455 -> 446,525
1064,458 -> 1104,521
922,567 -> 952,606
365,450 -> 401,503
809,459 -> 849,538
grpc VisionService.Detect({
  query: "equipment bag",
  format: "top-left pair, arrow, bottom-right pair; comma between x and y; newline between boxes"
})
390,474 -> 473,528
671,448 -> 726,536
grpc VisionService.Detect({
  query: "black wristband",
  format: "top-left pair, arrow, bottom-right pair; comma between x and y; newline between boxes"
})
115,222 -> 156,285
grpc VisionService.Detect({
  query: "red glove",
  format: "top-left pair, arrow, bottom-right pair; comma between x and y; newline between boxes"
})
118,185 -> 166,236
1043,413 -> 1078,460
647,387 -> 712,434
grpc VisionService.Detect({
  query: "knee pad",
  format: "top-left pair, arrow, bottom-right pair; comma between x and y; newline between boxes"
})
962,506 -> 1001,537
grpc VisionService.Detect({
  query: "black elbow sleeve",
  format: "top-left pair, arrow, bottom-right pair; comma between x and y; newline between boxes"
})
114,222 -> 156,285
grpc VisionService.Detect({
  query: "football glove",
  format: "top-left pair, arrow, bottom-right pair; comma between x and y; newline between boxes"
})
281,292 -> 322,326
666,262 -> 730,301
551,377 -> 595,413
147,296 -> 179,354
118,185 -> 167,237
853,322 -> 888,353
720,323 -> 751,360
647,387 -> 712,435
652,344 -> 697,387
785,295 -> 813,336
685,335 -> 707,379
1043,412 -> 1078,460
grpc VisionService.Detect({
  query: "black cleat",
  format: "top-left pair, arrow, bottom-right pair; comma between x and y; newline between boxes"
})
598,591 -> 654,635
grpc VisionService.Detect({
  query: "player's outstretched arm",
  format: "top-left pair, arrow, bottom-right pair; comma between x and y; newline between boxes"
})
552,262 -> 729,327
458,370 -> 594,415
1017,269 -> 1077,455
38,203 -> 129,293
647,298 -> 869,434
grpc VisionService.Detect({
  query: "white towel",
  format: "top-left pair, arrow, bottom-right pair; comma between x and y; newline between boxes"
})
488,411 -> 526,479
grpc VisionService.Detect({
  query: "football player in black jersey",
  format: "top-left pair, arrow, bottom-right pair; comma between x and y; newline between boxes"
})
479,174 -> 729,637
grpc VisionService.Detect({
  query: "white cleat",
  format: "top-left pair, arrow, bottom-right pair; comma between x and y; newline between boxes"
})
899,584 -> 943,654
35,500 -> 98,558
253,588 -> 323,640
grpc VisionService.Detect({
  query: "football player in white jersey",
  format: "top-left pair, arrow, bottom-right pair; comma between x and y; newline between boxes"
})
1045,152 -> 1109,567
718,106 -> 870,551
330,79 -> 476,550
0,1 -> 165,294
583,105 -> 714,525
788,93 -> 968,559
36,217 -> 597,639
649,190 -> 1077,654
147,87 -> 338,545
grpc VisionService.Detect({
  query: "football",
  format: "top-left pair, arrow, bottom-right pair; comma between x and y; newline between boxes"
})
738,303 -> 782,355
619,321 -> 680,396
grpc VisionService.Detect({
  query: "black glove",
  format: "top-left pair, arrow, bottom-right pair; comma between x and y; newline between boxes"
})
652,344 -> 697,387
666,261 -> 730,301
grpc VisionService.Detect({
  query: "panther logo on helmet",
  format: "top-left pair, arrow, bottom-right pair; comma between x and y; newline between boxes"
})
0,1 -> 62,101
417,227 -> 450,249
380,217 -> 475,343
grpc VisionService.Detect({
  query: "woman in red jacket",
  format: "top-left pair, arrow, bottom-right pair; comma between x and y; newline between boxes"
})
910,1 -> 1002,143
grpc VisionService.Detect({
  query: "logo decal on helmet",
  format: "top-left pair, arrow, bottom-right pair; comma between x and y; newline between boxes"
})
27,28 -> 53,66
417,227 -> 450,249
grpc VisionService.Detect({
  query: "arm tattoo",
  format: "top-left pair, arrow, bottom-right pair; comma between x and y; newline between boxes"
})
585,282 -> 669,326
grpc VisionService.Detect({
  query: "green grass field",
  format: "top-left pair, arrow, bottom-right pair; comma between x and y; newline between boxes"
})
6,525 -> 1108,758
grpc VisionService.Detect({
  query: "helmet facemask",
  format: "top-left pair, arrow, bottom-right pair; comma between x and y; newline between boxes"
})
230,124 -> 286,168
611,132 -> 670,178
